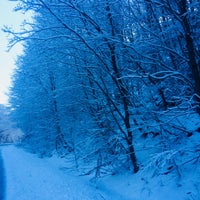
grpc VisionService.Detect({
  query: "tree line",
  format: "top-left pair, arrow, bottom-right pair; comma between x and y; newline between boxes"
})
7,0 -> 200,175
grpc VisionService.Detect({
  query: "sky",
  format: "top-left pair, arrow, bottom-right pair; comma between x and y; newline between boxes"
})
0,0 -> 28,105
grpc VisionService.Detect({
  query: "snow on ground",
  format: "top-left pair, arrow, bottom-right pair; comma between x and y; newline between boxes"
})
1,145 -> 109,200
0,150 -> 6,200
1,144 -> 200,200
95,169 -> 200,200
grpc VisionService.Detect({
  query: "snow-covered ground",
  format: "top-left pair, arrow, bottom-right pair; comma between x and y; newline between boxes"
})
1,145 -> 200,200
1,145 -> 108,200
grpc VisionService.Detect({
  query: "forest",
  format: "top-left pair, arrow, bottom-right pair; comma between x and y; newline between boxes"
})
6,0 -> 200,177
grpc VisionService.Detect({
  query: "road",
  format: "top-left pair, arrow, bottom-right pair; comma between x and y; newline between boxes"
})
0,149 -> 5,200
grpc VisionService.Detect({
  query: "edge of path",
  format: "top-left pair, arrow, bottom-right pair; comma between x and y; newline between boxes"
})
0,146 -> 6,200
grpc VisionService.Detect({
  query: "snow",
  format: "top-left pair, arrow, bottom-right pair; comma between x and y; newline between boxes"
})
1,143 -> 200,200
95,170 -> 199,200
1,145 -> 106,200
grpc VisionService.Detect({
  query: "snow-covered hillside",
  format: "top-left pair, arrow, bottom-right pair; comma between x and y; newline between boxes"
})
2,144 -> 200,200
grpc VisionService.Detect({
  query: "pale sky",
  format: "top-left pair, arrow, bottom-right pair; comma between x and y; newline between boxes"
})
0,0 -> 29,105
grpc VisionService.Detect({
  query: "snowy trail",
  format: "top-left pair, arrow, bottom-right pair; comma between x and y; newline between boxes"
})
1,145 -> 109,200
1,144 -> 197,200
0,149 -> 5,200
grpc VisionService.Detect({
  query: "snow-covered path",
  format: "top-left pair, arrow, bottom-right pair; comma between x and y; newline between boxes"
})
1,144 -> 198,200
1,145 -> 107,200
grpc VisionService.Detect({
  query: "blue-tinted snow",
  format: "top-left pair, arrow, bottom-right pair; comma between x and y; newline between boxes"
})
0,150 -> 5,200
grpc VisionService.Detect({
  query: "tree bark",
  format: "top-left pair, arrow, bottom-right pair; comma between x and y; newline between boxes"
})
105,0 -> 139,173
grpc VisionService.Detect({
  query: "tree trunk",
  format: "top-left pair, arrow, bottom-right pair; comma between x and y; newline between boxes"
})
105,0 -> 139,173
